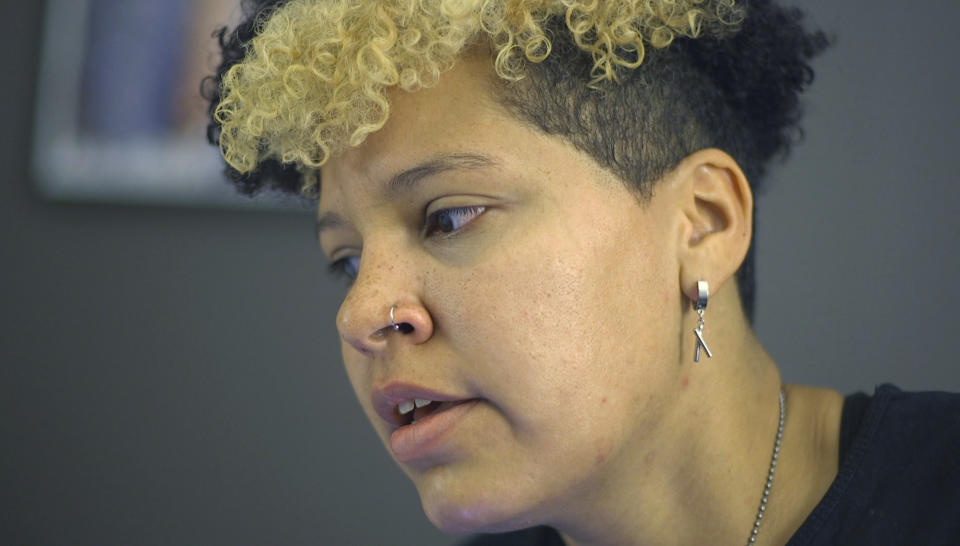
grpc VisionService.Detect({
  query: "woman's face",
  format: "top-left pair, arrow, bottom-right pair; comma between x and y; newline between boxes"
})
318,55 -> 688,533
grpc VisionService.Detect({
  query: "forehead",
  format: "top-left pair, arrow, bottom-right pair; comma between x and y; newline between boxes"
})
317,54 -> 522,206
314,50 -> 628,229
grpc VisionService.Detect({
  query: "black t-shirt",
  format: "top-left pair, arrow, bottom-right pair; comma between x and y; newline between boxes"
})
462,384 -> 960,545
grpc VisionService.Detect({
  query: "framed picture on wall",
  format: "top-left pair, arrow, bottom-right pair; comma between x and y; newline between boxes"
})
32,0 -> 307,210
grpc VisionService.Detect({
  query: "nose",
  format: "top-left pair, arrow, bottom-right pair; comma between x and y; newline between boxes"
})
335,249 -> 434,355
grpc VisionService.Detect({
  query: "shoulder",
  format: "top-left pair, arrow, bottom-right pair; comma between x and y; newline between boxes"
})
866,384 -> 960,457
876,382 -> 960,413
789,384 -> 960,545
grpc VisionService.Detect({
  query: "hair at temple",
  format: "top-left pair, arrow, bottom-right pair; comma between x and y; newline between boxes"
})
203,0 -> 830,320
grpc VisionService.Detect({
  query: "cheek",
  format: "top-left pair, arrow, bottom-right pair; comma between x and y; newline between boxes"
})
441,223 -> 675,418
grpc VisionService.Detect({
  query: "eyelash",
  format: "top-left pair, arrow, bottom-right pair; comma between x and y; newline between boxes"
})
423,205 -> 486,238
326,205 -> 487,281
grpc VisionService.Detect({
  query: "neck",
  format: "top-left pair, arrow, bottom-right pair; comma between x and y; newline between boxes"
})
553,305 -> 841,546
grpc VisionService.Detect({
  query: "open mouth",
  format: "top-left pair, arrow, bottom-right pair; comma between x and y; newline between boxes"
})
387,397 -> 483,462
396,399 -> 473,426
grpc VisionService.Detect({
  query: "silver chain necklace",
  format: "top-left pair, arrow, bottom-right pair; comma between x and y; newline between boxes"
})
747,388 -> 786,545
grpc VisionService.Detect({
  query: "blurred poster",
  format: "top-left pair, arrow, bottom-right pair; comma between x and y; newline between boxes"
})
32,0 -> 306,209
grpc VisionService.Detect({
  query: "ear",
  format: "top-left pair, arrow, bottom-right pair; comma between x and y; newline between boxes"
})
671,149 -> 753,303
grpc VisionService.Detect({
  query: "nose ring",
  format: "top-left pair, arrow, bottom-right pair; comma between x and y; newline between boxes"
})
389,305 -> 400,331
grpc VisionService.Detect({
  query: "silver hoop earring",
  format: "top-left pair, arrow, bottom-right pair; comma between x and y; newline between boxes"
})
693,280 -> 713,362
389,305 -> 401,331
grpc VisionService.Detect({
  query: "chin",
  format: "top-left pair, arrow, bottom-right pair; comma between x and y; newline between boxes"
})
417,478 -> 544,535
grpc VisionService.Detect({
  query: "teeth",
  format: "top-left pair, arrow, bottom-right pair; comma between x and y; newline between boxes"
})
397,398 -> 435,418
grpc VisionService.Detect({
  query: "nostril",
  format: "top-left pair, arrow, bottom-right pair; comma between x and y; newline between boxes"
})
396,322 -> 415,334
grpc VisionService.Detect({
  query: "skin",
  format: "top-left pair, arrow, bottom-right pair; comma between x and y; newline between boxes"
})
317,51 -> 845,545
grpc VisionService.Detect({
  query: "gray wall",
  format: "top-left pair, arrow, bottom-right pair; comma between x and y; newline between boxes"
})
2,1 -> 958,544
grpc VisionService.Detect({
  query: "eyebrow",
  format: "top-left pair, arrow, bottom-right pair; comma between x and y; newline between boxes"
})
315,152 -> 499,238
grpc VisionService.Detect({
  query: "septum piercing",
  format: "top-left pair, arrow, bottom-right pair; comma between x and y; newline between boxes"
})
389,305 -> 400,331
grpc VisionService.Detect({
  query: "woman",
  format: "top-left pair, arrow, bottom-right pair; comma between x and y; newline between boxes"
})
204,1 -> 960,544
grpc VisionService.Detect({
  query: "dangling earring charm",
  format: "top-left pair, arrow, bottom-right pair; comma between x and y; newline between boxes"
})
693,280 -> 713,362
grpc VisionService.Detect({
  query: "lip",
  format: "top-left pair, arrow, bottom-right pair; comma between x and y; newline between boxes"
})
371,381 -> 471,428
389,398 -> 481,463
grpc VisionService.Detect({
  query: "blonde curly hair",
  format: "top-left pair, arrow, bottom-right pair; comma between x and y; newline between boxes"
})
214,0 -> 743,193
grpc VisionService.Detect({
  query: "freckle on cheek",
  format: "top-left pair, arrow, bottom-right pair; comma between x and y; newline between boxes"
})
682,376 -> 690,389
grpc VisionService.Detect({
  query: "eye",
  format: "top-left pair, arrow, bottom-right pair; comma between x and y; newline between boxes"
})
424,206 -> 486,237
325,206 -> 485,281
327,255 -> 360,281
